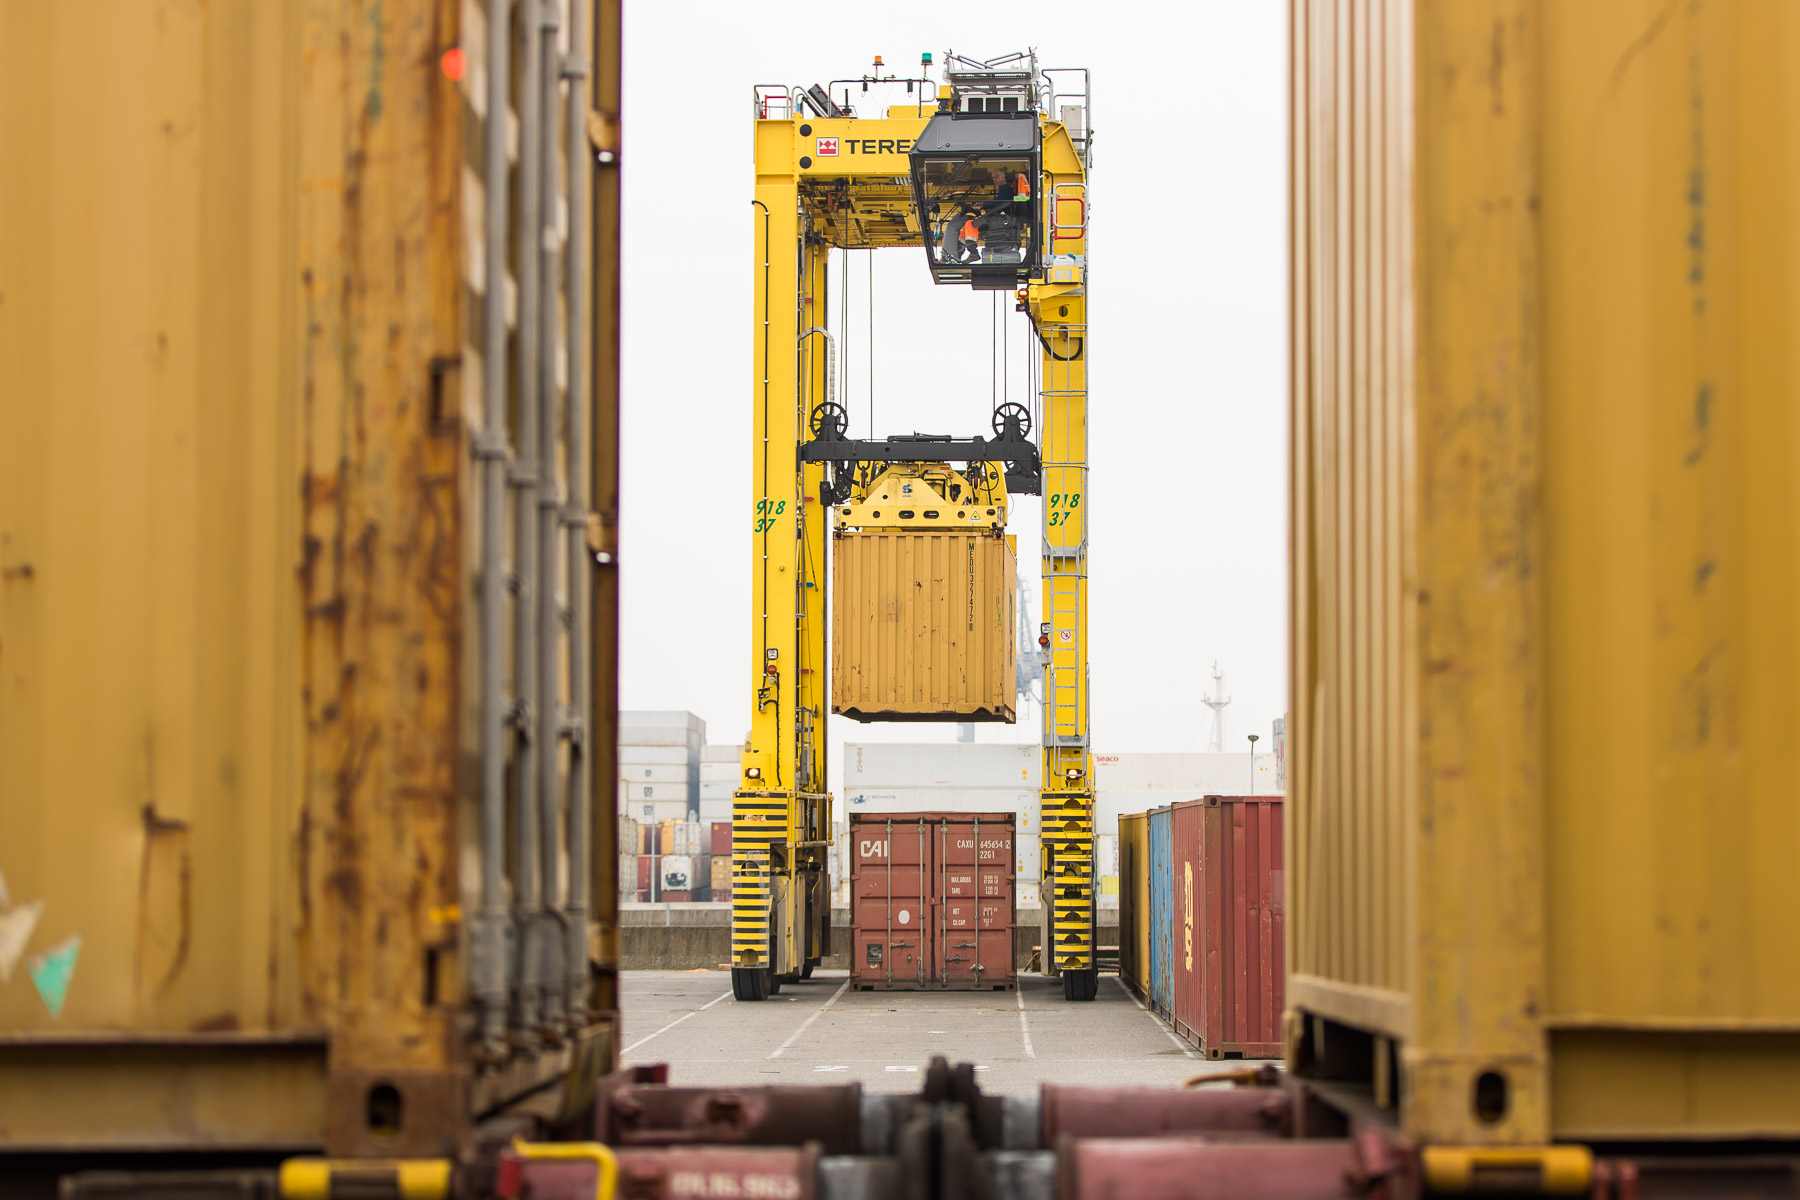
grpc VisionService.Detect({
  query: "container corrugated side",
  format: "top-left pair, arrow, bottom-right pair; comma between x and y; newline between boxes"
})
1117,813 -> 1149,996
831,531 -> 1017,722
1290,0 -> 1800,1144
0,1 -> 615,1157
1146,807 -> 1175,1019
1171,797 -> 1284,1059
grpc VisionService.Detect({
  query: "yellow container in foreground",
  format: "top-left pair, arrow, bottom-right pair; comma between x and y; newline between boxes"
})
831,531 -> 1017,723
0,0 -> 614,1157
1289,0 -> 1800,1145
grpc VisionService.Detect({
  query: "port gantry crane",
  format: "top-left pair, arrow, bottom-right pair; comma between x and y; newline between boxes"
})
733,52 -> 1097,1002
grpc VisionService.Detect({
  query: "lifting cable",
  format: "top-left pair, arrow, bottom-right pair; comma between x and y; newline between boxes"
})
841,247 -> 850,431
991,292 -> 998,420
867,248 -> 875,436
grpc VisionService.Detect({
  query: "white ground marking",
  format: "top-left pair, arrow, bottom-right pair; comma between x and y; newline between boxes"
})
621,990 -> 733,1057
885,1065 -> 919,1072
1111,975 -> 1198,1059
768,977 -> 851,1059
813,1065 -> 848,1072
1016,981 -> 1037,1059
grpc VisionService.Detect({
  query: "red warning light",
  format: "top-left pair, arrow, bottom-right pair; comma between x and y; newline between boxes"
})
440,47 -> 466,81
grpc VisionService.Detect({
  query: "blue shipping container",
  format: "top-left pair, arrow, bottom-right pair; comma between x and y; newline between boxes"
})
1147,806 -> 1175,1019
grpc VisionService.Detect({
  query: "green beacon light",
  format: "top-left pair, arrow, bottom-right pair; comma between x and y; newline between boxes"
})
921,52 -> 933,66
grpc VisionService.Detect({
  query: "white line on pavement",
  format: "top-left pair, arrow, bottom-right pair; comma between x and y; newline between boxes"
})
1016,981 -> 1037,1059
1111,974 -> 1197,1058
622,990 -> 733,1057
768,977 -> 851,1059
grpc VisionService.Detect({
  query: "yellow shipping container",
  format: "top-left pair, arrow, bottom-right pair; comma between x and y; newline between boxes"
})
1116,813 -> 1150,999
0,0 -> 622,1158
1289,0 -> 1800,1146
831,530 -> 1017,722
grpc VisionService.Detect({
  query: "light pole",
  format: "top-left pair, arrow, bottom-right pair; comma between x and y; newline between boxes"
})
1247,733 -> 1260,794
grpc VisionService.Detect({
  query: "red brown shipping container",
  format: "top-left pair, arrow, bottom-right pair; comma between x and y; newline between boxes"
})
849,812 -> 1017,991
1170,796 -> 1284,1058
709,820 -> 733,857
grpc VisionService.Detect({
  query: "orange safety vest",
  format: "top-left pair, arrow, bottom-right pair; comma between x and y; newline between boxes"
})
1013,173 -> 1031,198
960,217 -> 979,241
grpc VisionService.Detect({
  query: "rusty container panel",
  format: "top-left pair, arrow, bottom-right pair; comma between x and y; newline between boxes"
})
500,1146 -> 821,1200
1059,1139 -> 1361,1200
850,814 -> 934,988
831,531 -> 1016,722
1290,0 -> 1800,1143
1171,798 -> 1284,1059
1146,807 -> 1174,1019
1116,813 -> 1150,997
848,812 -> 1016,991
0,0 -> 618,1157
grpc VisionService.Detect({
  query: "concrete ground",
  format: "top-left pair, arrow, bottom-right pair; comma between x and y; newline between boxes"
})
620,969 -> 1243,1094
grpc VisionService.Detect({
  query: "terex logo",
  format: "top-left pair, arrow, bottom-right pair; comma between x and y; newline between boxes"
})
816,136 -> 839,157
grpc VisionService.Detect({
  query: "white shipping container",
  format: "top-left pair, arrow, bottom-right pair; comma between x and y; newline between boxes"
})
617,814 -> 639,852
844,787 -> 1038,815
699,779 -> 736,801
621,763 -> 690,784
662,820 -> 703,857
1091,752 -> 1278,795
699,761 -> 738,783
1018,880 -> 1040,909
843,742 -> 1039,790
621,710 -> 705,749
701,743 -> 742,763
661,854 -> 697,890
616,746 -> 691,767
634,800 -> 690,824
1015,837 -> 1042,880
698,798 -> 732,825
621,709 -> 705,735
618,853 -> 637,895
624,780 -> 695,804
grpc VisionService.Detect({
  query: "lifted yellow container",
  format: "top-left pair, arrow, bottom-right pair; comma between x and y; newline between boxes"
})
831,530 -> 1017,723
1289,0 -> 1800,1146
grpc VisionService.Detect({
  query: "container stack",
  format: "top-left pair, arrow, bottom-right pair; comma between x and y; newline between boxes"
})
658,820 -> 707,901
619,711 -> 703,823
1118,797 -> 1285,1059
708,821 -> 733,899
698,743 -> 739,825
617,815 -> 640,902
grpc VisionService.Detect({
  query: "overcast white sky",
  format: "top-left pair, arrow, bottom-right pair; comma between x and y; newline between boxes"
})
617,6 -> 1288,779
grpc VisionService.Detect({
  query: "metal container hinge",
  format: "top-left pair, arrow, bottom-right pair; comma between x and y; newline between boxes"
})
472,430 -> 511,461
